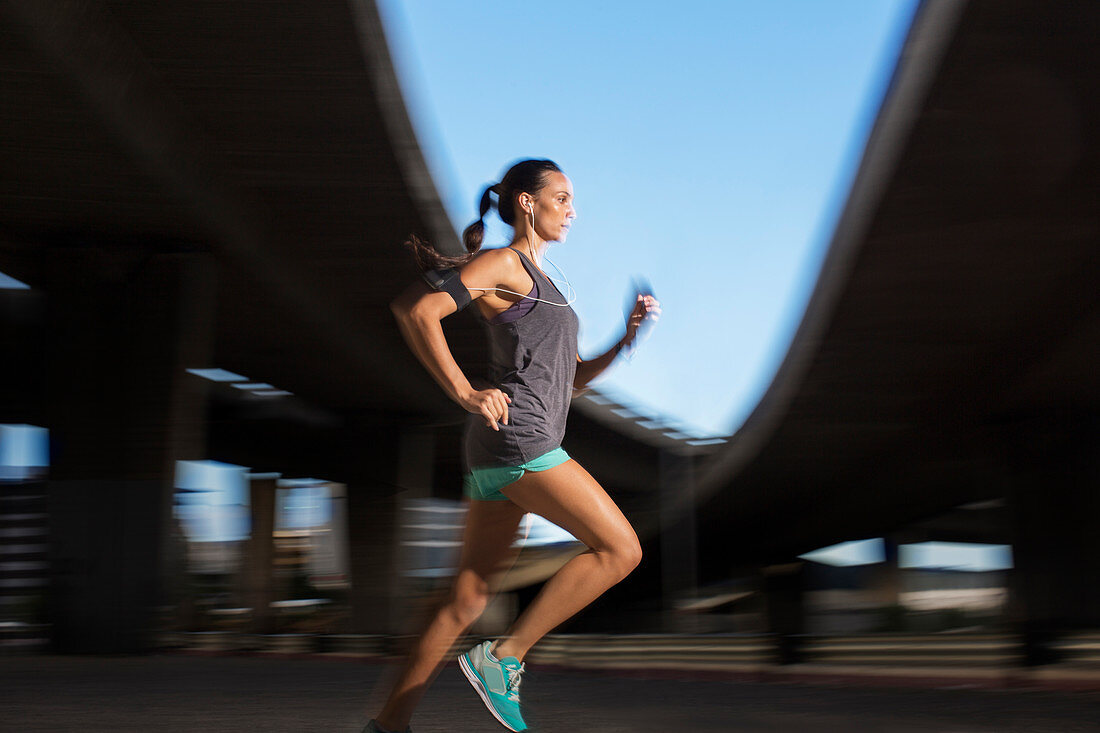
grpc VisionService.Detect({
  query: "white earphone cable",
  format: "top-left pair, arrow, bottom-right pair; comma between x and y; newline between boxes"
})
466,201 -> 577,306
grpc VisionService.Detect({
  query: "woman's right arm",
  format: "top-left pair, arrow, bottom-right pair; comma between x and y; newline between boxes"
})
389,251 -> 518,431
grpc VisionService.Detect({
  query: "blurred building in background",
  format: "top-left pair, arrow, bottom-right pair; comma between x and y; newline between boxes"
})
1,0 -> 1098,678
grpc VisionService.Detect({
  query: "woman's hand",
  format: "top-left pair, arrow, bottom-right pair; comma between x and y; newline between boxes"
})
461,387 -> 512,431
574,293 -> 661,391
624,294 -> 661,347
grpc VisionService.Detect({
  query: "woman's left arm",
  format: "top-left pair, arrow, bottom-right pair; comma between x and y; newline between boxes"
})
574,294 -> 661,391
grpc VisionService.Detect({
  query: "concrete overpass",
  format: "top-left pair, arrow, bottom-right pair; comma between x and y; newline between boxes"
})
692,0 -> 1100,653
0,0 -> 693,650
1,0 -> 1097,657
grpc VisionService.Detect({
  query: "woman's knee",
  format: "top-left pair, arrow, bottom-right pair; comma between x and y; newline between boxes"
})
621,536 -> 643,576
603,534 -> 643,580
448,572 -> 491,625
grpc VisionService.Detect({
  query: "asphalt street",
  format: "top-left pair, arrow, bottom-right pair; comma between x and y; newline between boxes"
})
2,654 -> 1099,732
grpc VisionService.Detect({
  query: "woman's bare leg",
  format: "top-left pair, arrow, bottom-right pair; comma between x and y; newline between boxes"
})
374,498 -> 527,732
491,459 -> 642,662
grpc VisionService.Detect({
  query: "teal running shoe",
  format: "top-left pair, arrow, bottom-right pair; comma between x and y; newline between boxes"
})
458,640 -> 528,731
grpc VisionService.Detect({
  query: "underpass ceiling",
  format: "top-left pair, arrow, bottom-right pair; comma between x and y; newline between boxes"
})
0,0 -> 477,417
0,0 -> 680,494
4,0 -> 1096,582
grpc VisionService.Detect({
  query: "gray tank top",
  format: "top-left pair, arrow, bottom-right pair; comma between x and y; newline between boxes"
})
464,248 -> 580,470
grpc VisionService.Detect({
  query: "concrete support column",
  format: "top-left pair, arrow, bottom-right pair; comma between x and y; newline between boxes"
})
44,250 -> 214,653
396,427 -> 435,501
346,487 -> 402,634
243,475 -> 277,633
869,537 -> 902,609
326,483 -> 351,587
659,450 -> 698,631
763,562 -> 806,665
1007,415 -> 1100,665
345,426 -> 433,635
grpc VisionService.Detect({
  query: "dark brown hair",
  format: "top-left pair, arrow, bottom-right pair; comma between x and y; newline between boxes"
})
404,158 -> 562,272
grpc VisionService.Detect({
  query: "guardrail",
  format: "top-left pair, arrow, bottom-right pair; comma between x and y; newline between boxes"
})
800,633 -> 1018,667
7,627 -> 1095,689
1053,632 -> 1100,667
152,631 -> 1100,671
526,633 -> 772,670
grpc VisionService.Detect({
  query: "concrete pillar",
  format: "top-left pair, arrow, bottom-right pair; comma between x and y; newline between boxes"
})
44,250 -> 214,652
763,561 -> 806,665
324,483 -> 351,587
243,475 -> 277,633
396,427 -> 435,501
346,486 -> 402,634
1007,414 -> 1100,665
659,450 -> 698,631
0,286 -> 47,426
345,426 -> 438,636
869,538 -> 902,608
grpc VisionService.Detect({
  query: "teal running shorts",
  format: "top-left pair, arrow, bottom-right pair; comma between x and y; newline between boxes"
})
463,447 -> 571,501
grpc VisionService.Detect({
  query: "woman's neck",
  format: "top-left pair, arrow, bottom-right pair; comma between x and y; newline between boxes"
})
510,234 -> 548,266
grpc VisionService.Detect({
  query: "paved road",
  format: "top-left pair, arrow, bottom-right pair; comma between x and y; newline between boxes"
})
2,654 -> 1099,732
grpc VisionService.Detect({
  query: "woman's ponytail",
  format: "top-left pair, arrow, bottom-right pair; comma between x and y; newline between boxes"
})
461,184 -> 496,255
402,159 -> 560,272
404,183 -> 497,272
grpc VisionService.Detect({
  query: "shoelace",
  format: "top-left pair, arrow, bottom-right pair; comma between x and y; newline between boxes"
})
504,662 -> 525,702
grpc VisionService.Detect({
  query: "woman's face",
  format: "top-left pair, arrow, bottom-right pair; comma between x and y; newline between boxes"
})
531,171 -> 576,242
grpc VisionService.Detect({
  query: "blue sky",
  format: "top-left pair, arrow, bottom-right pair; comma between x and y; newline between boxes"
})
377,0 -> 919,437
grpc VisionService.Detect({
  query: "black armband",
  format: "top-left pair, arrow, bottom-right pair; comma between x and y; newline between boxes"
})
422,267 -> 472,311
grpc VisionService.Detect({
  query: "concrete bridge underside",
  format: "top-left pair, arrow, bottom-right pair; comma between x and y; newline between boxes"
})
693,0 -> 1100,645
0,0 -> 1097,653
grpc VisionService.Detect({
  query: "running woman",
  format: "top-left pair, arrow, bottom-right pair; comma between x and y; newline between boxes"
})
365,159 -> 660,733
